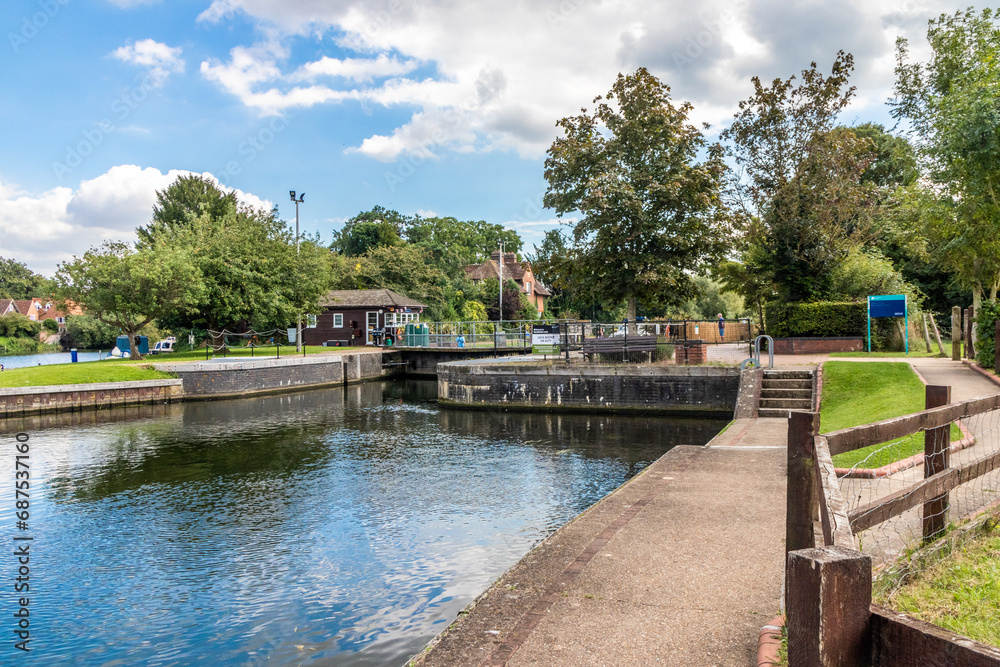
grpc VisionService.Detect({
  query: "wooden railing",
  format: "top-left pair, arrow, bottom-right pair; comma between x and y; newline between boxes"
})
785,387 -> 1000,665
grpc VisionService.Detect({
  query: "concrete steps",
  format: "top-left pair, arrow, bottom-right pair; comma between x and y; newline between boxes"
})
759,369 -> 814,418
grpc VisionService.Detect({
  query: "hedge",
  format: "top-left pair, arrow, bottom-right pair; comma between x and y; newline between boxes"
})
765,301 -> 868,338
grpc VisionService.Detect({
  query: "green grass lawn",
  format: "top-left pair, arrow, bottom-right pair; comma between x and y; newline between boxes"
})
886,521 -> 1000,647
822,361 -> 960,469
142,344 -> 341,363
0,362 -> 176,388
830,349 -> 946,358
0,345 -> 350,388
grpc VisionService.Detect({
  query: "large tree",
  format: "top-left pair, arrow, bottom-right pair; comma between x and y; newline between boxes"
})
139,176 -> 331,332
57,242 -> 203,359
721,52 -> 878,302
892,8 -> 1000,311
542,67 -> 731,323
0,257 -> 48,299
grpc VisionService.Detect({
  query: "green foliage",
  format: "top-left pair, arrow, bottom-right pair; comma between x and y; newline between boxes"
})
975,299 -> 1000,368
765,301 -> 867,338
405,216 -> 522,276
893,8 -> 1000,303
852,122 -> 919,188
341,244 -> 450,318
828,248 -> 919,303
57,241 -> 204,359
543,67 -> 732,321
41,318 -> 59,333
334,220 -> 403,257
64,314 -> 119,349
723,53 -> 879,302
671,275 -> 746,320
0,313 -> 41,338
0,257 -> 47,300
461,300 -> 488,322
139,176 -> 331,332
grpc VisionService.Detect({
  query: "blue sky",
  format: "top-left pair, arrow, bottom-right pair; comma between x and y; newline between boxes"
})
0,0 -> 971,275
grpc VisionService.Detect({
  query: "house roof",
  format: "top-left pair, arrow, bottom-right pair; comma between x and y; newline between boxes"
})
0,299 -> 15,315
463,259 -> 552,296
319,289 -> 427,309
13,300 -> 38,315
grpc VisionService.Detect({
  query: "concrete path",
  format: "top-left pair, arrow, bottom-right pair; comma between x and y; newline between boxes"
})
412,418 -> 792,667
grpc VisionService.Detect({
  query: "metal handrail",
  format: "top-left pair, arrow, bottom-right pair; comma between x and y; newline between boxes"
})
753,335 -> 774,368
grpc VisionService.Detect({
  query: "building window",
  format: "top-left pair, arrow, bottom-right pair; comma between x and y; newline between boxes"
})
525,282 -> 532,295
333,313 -> 343,328
306,314 -> 317,328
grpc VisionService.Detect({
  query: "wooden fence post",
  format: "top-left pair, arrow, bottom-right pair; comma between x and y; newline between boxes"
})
923,385 -> 952,541
952,306 -> 961,361
787,546 -> 872,666
786,411 -> 820,556
964,307 -> 972,359
922,313 -> 933,353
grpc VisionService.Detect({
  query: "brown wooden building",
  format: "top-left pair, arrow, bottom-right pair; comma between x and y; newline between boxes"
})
302,289 -> 428,347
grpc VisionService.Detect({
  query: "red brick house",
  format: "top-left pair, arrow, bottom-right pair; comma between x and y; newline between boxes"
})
0,299 -> 16,316
10,298 -> 81,330
463,251 -> 550,314
302,289 -> 428,346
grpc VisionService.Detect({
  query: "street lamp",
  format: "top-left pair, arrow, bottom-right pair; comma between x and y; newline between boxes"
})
290,191 -> 305,352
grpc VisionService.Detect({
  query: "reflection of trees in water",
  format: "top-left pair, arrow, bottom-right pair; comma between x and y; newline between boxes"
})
35,378 -> 726,505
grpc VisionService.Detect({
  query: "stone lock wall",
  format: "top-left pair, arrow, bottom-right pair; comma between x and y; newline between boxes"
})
0,380 -> 184,418
438,362 -> 740,416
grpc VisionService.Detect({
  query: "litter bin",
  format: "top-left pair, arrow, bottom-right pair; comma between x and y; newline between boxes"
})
70,349 -> 78,363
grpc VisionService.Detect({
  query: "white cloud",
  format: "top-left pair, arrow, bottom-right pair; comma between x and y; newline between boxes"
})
193,0 -> 971,161
112,39 -> 185,86
0,165 -> 271,276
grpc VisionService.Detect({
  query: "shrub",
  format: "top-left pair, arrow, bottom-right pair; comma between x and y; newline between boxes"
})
975,300 -> 1000,369
42,318 -> 59,333
0,314 -> 41,339
765,301 -> 867,338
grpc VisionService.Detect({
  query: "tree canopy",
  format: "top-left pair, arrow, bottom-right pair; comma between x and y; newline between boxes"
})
0,257 -> 48,300
542,67 -> 732,322
139,176 -> 331,332
57,241 -> 204,359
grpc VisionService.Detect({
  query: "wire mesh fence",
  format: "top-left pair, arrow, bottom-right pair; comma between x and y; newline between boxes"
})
823,395 -> 1000,604
400,319 -> 756,366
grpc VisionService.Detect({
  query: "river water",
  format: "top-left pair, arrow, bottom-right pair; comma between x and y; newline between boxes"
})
0,350 -> 103,369
0,380 -> 725,666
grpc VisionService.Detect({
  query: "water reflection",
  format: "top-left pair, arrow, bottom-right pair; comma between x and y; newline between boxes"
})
0,380 -> 725,666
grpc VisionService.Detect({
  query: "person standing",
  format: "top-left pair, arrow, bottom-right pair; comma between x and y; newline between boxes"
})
717,313 -> 725,340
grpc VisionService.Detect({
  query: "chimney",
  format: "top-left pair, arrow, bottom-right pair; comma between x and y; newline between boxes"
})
503,252 -> 516,264
490,250 -> 502,262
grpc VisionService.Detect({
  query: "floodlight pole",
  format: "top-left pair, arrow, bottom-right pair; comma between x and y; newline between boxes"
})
290,191 -> 305,353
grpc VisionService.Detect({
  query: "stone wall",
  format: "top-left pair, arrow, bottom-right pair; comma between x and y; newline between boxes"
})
438,362 -> 740,416
772,337 -> 864,355
0,380 -> 184,418
155,353 -> 390,399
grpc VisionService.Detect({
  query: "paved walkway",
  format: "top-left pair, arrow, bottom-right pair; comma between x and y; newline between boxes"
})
411,355 -> 1000,667
413,415 -> 792,666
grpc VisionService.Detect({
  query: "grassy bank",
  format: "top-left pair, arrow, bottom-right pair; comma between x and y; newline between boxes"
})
886,520 -> 1000,647
822,361 -> 960,469
0,363 -> 175,388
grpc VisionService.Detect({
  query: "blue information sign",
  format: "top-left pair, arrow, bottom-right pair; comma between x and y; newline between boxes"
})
868,294 -> 908,353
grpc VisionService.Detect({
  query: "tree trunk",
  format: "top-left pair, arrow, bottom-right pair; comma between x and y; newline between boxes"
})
626,296 -> 637,334
128,331 -> 142,360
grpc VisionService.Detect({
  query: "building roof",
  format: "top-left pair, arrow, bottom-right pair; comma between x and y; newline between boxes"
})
463,256 -> 551,296
319,289 -> 427,309
0,299 -> 16,315
13,300 -> 38,316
